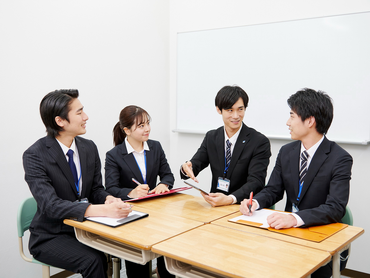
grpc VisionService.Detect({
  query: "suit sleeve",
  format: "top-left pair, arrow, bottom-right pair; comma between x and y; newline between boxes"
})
23,148 -> 89,222
156,142 -> 175,189
105,151 -> 132,200
180,133 -> 211,180
232,135 -> 271,202
88,141 -> 110,204
254,148 -> 286,208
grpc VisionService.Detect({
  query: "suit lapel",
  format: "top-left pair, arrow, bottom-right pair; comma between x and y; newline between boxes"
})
299,137 -> 330,201
121,143 -> 145,183
46,136 -> 79,196
227,124 -> 250,178
216,128 -> 225,176
145,141 -> 153,183
289,142 -> 301,199
76,137 -> 87,197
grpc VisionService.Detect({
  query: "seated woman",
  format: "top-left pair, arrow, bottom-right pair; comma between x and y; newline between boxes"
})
105,105 -> 175,278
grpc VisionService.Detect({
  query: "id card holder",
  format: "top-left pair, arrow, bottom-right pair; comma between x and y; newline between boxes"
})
292,203 -> 299,213
217,177 -> 230,192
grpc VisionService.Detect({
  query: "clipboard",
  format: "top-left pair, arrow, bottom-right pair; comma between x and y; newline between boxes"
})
125,186 -> 191,202
183,180 -> 209,195
229,209 -> 348,242
86,210 -> 148,227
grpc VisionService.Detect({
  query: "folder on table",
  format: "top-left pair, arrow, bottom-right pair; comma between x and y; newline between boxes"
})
86,210 -> 148,227
229,209 -> 347,242
125,186 -> 191,202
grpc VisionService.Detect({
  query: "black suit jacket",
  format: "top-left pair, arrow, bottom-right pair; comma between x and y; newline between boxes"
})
180,124 -> 271,203
23,136 -> 109,243
255,137 -> 353,226
105,139 -> 174,200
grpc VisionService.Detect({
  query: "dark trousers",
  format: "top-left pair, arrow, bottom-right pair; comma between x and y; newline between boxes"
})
125,256 -> 175,278
311,249 -> 349,278
31,232 -> 107,278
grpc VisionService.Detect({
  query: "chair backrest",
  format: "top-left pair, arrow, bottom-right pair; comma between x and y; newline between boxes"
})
17,197 -> 37,237
342,206 -> 353,226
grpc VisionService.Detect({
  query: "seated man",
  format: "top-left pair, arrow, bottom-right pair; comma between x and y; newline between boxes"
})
23,89 -> 132,278
240,88 -> 352,278
181,85 -> 271,207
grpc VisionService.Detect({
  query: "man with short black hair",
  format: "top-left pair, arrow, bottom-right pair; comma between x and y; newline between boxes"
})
23,89 -> 131,278
181,85 -> 271,207
241,88 -> 352,278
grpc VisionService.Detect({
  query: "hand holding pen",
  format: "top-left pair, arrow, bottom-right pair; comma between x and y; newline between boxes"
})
129,178 -> 150,198
240,191 -> 256,216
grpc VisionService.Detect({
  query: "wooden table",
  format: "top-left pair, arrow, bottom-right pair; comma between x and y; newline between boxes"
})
64,206 -> 203,265
211,211 -> 365,278
152,224 -> 331,278
133,193 -> 240,223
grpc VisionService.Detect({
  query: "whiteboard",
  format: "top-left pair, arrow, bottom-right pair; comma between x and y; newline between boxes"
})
176,12 -> 370,144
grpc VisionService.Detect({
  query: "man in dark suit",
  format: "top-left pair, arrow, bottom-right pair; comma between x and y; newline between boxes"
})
23,89 -> 132,278
180,85 -> 271,207
240,88 -> 352,278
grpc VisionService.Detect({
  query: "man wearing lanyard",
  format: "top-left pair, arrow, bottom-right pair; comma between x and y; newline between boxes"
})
240,88 -> 352,277
23,89 -> 132,278
181,85 -> 271,206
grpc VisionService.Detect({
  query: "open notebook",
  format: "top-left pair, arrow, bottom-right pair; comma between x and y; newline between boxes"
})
229,209 -> 348,242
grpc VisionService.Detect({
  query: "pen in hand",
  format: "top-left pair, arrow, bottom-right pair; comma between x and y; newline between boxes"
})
132,178 -> 141,185
248,191 -> 253,213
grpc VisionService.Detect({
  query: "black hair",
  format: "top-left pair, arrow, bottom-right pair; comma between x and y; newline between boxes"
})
287,88 -> 333,135
215,85 -> 249,110
113,105 -> 151,146
39,89 -> 79,137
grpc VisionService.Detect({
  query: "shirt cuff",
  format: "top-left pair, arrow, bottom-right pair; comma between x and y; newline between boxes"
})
292,213 -> 305,227
229,194 -> 237,204
253,199 -> 261,210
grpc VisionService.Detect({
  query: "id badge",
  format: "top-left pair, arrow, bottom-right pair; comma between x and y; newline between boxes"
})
292,203 -> 299,213
217,177 -> 230,192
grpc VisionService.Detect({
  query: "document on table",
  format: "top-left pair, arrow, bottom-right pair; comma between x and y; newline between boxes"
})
86,210 -> 148,227
229,209 -> 289,228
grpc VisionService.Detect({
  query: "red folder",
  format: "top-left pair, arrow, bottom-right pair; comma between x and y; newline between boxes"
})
125,186 -> 192,202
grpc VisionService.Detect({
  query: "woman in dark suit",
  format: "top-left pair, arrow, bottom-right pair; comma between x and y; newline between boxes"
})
105,105 -> 175,278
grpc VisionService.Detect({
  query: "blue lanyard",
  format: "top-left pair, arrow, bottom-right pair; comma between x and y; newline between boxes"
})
133,150 -> 147,184
296,181 -> 304,202
224,156 -> 230,175
76,163 -> 82,196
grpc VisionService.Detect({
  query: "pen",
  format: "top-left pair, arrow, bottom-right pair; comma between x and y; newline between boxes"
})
132,178 -> 141,185
248,191 -> 253,213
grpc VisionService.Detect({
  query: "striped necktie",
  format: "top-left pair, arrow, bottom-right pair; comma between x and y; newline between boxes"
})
67,149 -> 79,189
299,150 -> 309,185
225,139 -> 232,169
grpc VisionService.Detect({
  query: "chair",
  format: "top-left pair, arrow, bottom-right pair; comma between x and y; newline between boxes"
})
17,197 -> 75,278
340,206 -> 353,264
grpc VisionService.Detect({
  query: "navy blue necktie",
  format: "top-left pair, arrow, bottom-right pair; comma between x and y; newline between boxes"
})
67,149 -> 79,193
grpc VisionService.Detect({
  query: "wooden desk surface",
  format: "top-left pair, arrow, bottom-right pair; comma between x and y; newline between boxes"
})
152,224 -> 331,278
132,193 -> 240,223
64,206 -> 203,250
212,212 -> 365,255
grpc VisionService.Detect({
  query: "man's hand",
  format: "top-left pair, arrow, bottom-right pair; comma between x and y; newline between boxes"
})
182,161 -> 199,183
106,202 -> 132,218
240,199 -> 258,216
149,183 -> 170,194
105,195 -> 121,204
128,184 -> 150,198
201,192 -> 233,207
267,212 -> 297,229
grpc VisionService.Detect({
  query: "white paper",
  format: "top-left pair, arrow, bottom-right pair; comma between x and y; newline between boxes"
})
230,209 -> 289,228
86,210 -> 147,227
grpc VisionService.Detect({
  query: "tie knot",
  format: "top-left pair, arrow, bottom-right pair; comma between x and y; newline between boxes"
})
226,139 -> 232,148
301,150 -> 308,161
67,149 -> 74,158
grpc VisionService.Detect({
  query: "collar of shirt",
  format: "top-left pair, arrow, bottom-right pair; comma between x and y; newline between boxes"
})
125,137 -> 150,154
223,124 -> 243,155
300,135 -> 325,169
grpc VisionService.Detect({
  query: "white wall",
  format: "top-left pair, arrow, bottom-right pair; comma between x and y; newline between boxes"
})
0,1 -> 169,277
169,0 -> 370,274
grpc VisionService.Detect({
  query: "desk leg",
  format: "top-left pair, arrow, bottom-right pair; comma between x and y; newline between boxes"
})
332,252 -> 340,278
